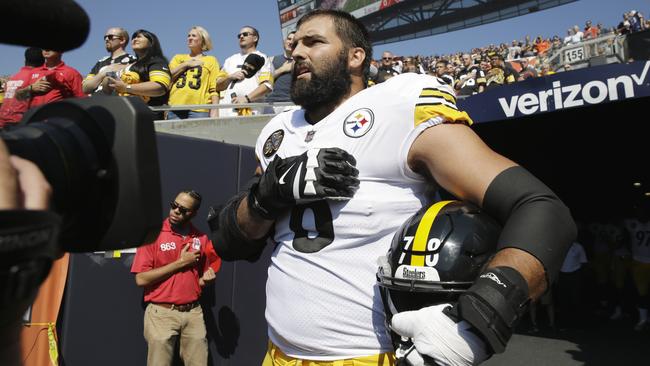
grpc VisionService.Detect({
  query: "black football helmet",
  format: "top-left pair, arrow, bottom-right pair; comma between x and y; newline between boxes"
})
377,200 -> 501,324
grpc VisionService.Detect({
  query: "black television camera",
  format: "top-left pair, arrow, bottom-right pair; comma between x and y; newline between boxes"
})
0,0 -> 162,349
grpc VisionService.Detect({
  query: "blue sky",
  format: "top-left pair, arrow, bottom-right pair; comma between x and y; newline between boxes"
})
0,0 -> 647,76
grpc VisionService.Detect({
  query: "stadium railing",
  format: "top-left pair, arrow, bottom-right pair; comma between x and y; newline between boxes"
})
544,33 -> 626,70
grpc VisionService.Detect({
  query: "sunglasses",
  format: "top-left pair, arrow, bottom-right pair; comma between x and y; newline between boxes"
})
104,34 -> 122,41
237,32 -> 254,39
170,201 -> 193,215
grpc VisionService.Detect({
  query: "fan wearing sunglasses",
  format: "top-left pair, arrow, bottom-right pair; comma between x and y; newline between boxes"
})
131,189 -> 221,366
82,27 -> 137,94
216,25 -> 273,117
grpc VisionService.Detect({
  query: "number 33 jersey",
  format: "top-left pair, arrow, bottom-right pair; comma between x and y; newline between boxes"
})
254,73 -> 472,360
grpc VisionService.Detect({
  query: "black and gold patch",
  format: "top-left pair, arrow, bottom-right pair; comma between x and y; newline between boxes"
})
263,129 -> 284,157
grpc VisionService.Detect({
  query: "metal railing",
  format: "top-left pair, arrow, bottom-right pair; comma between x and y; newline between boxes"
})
543,33 -> 626,70
150,101 -> 296,114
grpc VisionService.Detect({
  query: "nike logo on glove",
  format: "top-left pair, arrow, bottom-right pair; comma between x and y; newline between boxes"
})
279,162 -> 296,185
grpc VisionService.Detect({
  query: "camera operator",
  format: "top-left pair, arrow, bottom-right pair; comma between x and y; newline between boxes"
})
0,139 -> 53,366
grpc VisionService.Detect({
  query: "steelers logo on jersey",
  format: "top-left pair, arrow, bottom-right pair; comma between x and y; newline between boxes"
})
343,108 -> 374,138
263,129 -> 285,157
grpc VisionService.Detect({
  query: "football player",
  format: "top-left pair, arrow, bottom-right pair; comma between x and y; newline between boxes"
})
209,9 -> 575,366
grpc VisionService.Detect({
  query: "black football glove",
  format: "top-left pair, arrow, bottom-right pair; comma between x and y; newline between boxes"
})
248,147 -> 359,220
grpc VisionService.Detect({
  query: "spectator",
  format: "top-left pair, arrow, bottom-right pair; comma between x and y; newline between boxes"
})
521,43 -> 536,57
82,27 -> 136,94
455,53 -> 486,96
485,54 -> 518,90
375,51 -> 399,83
584,20 -> 599,40
479,57 -> 492,74
29,49 -> 84,108
106,29 -> 172,120
402,57 -> 419,73
617,13 -> 632,35
508,40 -> 522,60
217,26 -> 273,117
168,26 -> 225,119
569,25 -> 584,44
519,58 -> 538,80
533,36 -> 551,56
629,10 -> 642,32
131,189 -> 221,366
561,63 -> 573,72
433,60 -> 454,86
266,31 -> 296,112
539,63 -> 556,76
0,48 -> 44,128
597,22 -> 611,36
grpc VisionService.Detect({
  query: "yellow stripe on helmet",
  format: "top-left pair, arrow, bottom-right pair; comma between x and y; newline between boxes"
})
410,200 -> 455,266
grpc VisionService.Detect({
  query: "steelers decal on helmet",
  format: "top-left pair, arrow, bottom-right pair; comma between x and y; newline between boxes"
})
343,108 -> 374,138
263,129 -> 285,157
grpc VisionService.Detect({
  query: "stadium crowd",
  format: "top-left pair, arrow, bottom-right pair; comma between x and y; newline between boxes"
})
0,8 -> 647,126
372,9 -> 648,95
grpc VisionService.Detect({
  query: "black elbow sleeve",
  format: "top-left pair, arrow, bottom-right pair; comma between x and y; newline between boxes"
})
207,193 -> 269,262
482,166 -> 577,283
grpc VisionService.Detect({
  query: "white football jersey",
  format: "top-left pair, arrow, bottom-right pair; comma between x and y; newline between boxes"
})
255,73 -> 473,360
220,50 -> 272,117
625,219 -> 650,263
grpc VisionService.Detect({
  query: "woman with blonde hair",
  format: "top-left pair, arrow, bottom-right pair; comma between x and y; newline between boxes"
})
167,26 -> 226,119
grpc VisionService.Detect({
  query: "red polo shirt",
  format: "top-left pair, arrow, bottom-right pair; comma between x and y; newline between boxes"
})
29,61 -> 85,107
131,218 -> 221,304
0,66 -> 36,127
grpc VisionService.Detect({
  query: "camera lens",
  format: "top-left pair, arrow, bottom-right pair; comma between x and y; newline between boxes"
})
0,97 -> 162,252
2,101 -> 115,249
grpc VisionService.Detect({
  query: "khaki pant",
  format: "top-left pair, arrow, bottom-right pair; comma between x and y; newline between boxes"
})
262,341 -> 395,366
143,303 -> 208,366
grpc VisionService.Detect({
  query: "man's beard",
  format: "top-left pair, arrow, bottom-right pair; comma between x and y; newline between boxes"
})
290,49 -> 352,112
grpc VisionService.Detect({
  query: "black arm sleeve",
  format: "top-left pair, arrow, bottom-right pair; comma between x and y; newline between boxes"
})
207,192 -> 269,262
482,166 -> 577,283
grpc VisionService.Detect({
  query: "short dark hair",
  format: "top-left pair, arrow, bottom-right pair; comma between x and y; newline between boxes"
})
242,25 -> 260,47
297,10 -> 373,86
180,189 -> 202,209
24,47 -> 44,67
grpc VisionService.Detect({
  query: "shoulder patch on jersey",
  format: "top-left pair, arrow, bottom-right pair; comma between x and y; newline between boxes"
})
343,108 -> 374,138
98,55 -> 110,62
263,129 -> 284,157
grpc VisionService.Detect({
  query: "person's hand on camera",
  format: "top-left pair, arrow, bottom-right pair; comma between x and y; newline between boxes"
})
391,303 -> 489,366
0,140 -> 51,211
176,243 -> 200,269
248,147 -> 359,220
30,77 -> 52,94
